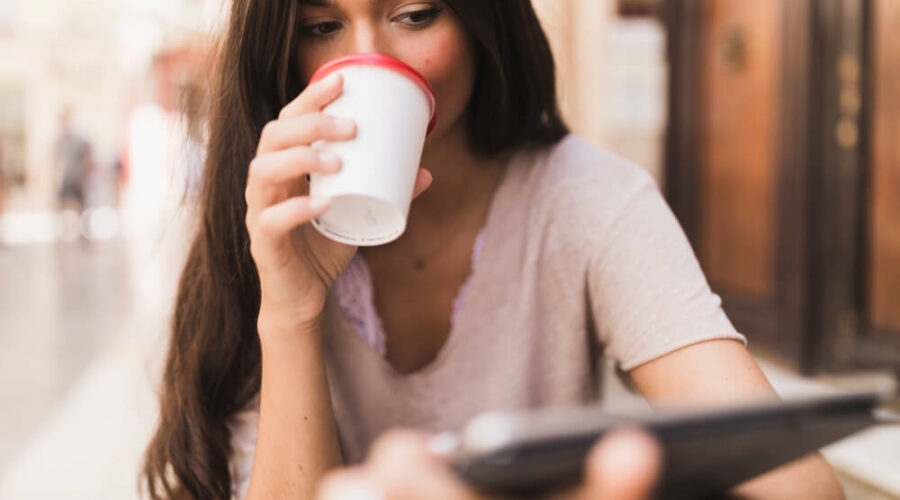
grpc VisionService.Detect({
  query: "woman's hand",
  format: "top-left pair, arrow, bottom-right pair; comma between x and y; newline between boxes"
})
246,73 -> 433,337
315,428 -> 661,500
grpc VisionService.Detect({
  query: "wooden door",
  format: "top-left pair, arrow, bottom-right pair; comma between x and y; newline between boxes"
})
665,0 -> 900,372
868,0 -> 900,340
665,0 -> 796,360
698,0 -> 780,305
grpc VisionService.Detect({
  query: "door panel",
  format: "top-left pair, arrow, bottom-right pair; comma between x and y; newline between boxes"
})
869,0 -> 900,336
666,0 -> 900,371
699,0 -> 780,301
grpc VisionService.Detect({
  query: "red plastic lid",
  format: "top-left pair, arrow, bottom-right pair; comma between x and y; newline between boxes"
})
309,53 -> 438,135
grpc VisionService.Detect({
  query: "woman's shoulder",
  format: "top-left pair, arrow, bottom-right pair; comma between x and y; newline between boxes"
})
541,133 -> 655,198
509,133 -> 660,226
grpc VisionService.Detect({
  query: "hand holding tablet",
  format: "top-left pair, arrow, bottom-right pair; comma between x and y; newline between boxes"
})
315,392 -> 893,500
439,391 -> 891,499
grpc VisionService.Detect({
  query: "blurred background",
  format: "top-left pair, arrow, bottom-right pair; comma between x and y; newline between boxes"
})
0,0 -> 898,498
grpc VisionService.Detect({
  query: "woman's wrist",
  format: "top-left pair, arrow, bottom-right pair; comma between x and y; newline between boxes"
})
257,305 -> 324,345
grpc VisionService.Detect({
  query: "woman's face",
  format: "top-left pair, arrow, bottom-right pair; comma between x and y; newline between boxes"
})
296,0 -> 476,141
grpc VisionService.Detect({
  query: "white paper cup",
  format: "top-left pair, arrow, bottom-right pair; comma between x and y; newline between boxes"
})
307,53 -> 437,246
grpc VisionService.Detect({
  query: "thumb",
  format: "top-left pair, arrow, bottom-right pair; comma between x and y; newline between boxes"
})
412,168 -> 433,199
582,428 -> 662,500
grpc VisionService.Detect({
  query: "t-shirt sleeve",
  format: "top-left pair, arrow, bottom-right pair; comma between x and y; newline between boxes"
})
226,395 -> 260,499
585,171 -> 746,372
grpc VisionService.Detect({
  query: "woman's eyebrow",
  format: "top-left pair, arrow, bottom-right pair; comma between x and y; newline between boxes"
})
299,0 -> 383,7
299,0 -> 337,7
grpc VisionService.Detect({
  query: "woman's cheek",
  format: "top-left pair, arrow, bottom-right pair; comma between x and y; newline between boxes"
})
415,35 -> 476,127
421,27 -> 473,80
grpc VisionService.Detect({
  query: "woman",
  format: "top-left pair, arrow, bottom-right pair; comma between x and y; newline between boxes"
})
142,0 -> 845,499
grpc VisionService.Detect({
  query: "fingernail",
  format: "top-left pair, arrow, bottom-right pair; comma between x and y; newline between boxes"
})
593,428 -> 662,474
426,432 -> 460,460
309,197 -> 332,211
342,483 -> 383,500
320,477 -> 383,500
323,72 -> 341,86
332,117 -> 356,134
318,150 -> 341,168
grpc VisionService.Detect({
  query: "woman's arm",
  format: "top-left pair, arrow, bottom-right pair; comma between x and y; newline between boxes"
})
629,338 -> 845,500
246,317 -> 343,500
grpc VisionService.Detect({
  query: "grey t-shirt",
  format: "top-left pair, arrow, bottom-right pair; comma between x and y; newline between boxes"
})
227,134 -> 746,497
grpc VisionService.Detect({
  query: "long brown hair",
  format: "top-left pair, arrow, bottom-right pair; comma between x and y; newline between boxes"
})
142,0 -> 567,498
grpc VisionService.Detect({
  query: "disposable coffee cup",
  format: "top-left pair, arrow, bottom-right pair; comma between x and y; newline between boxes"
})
307,53 -> 438,246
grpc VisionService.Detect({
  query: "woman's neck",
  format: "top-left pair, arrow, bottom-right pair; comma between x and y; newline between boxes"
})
411,119 -> 504,226
360,120 -> 507,261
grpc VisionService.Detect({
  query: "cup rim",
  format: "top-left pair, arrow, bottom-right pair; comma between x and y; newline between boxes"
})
309,53 -> 439,135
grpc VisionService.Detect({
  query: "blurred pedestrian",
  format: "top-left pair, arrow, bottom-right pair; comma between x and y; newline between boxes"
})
55,108 -> 93,215
54,108 -> 94,242
0,133 -> 5,215
0,133 -> 6,246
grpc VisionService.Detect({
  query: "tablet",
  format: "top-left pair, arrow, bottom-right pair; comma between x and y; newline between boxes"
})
436,391 -> 887,499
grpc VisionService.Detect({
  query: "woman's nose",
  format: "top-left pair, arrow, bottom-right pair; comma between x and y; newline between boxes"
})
347,23 -> 384,55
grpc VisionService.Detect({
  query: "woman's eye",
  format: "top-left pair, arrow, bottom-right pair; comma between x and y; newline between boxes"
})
302,21 -> 342,38
396,7 -> 442,28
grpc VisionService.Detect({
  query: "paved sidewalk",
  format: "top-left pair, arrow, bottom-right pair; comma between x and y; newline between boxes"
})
0,206 -> 193,499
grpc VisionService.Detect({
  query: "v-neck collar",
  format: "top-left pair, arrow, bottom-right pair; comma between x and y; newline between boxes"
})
326,150 -> 521,380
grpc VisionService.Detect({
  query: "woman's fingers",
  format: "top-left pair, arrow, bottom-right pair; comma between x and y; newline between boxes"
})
317,428 -> 658,500
365,431 -> 480,500
250,147 -> 341,184
248,164 -> 430,235
580,428 -> 662,500
257,113 -> 357,155
248,195 -> 331,259
254,196 -> 331,236
279,72 -> 345,120
317,470 -> 383,500
245,146 -> 341,207
316,431 -> 490,500
248,112 -> 354,214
